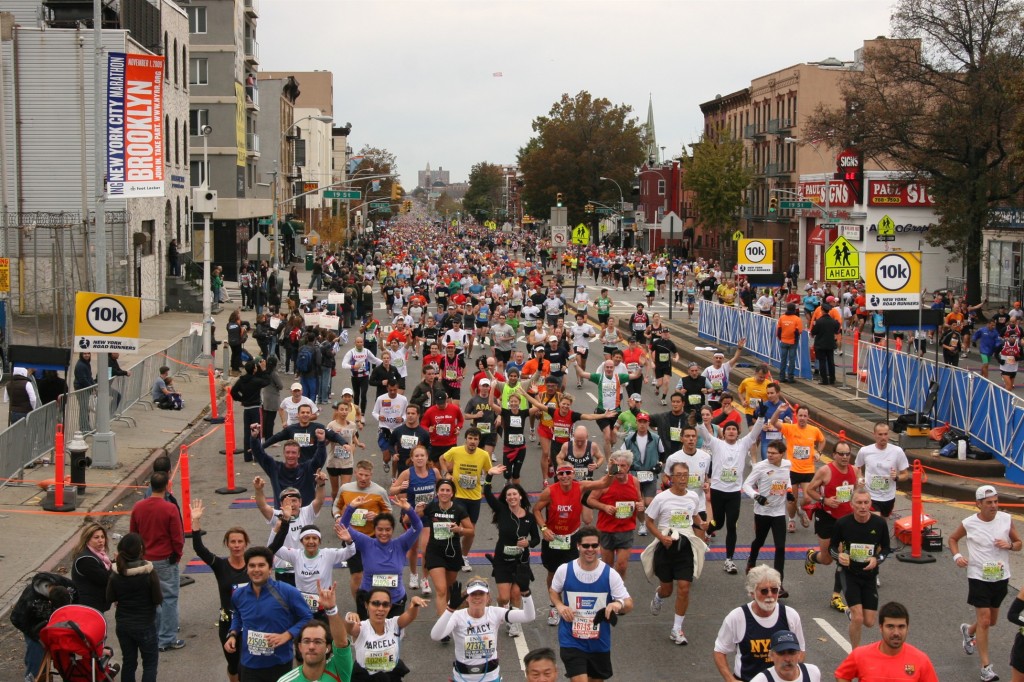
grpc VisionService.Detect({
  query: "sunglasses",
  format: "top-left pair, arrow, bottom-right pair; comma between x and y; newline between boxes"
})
556,471 -> 574,477
758,587 -> 780,596
369,600 -> 391,608
579,543 -> 600,549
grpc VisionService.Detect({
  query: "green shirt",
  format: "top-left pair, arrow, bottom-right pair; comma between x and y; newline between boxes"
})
277,644 -> 353,682
588,371 -> 630,411
616,409 -> 638,438
597,297 -> 612,314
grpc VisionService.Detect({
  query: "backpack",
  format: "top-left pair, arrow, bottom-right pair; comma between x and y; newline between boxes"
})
296,345 -> 315,374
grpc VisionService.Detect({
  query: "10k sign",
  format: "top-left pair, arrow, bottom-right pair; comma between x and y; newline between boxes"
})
864,252 -> 921,310
737,239 -> 774,274
73,292 -> 142,353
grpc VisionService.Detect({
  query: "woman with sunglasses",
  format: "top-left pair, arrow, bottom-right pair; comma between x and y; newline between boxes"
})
341,492 -> 422,619
345,587 -> 428,681
430,576 -> 537,681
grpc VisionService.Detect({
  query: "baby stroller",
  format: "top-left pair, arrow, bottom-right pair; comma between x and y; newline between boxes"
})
37,604 -> 119,681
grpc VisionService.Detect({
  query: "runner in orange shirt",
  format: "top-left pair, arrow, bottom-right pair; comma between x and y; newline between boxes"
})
769,404 -> 825,532
835,601 -> 938,682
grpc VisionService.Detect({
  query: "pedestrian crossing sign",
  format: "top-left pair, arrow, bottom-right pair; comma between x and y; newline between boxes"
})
824,236 -> 860,281
572,223 -> 590,245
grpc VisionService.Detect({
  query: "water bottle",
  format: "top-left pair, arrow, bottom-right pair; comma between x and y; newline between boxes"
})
957,439 -> 968,460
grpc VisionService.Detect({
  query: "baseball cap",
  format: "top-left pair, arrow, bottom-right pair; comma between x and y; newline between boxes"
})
534,345 -> 546,352
826,295 -> 837,304
436,390 -> 449,401
466,578 -> 490,594
636,412 -> 651,422
479,378 -> 492,386
279,487 -> 301,500
341,387 -> 354,396
548,335 -> 558,342
290,382 -> 303,391
629,393 -> 643,402
770,630 -> 801,653
976,485 -> 998,500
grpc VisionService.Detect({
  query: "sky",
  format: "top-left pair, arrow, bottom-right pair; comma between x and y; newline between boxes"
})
259,0 -> 897,187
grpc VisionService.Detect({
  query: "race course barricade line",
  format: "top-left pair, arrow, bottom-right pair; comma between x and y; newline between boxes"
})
0,478 -> 150,490
0,508 -> 132,516
697,300 -> 813,380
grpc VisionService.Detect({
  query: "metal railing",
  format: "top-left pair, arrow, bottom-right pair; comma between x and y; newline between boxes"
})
946,277 -> 1019,307
244,37 -> 259,63
247,132 -> 260,154
0,333 -> 203,490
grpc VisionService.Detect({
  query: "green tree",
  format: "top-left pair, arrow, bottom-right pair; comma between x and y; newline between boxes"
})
463,162 -> 505,221
806,0 -> 1024,304
350,145 -> 398,205
684,126 -> 753,264
518,91 -> 645,225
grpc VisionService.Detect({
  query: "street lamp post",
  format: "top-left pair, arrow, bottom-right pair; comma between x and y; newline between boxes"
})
346,167 -> 378,247
274,114 -> 333,268
199,126 -> 215,361
785,137 -> 829,282
599,176 -> 624,249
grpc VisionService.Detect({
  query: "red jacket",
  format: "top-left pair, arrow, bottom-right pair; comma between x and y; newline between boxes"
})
129,495 -> 184,562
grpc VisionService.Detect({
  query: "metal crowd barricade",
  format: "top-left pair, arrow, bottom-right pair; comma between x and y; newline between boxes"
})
696,299 -> 814,380
0,331 -> 204,491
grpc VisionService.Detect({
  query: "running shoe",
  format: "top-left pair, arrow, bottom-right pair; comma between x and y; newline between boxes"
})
508,622 -> 522,638
660,397 -> 667,406
383,461 -> 390,474
462,556 -> 472,572
962,623 -> 977,655
650,595 -> 663,616
547,607 -> 559,626
830,594 -> 848,613
669,628 -> 688,645
980,664 -> 999,681
804,549 -> 816,576
723,558 -> 738,574
420,577 -> 431,595
530,431 -> 536,442
637,525 -> 648,537
408,574 -> 419,590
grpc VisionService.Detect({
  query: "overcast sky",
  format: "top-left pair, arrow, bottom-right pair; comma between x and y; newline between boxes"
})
259,0 -> 896,187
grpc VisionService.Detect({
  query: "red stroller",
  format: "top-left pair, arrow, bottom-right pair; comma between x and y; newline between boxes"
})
37,604 -> 120,682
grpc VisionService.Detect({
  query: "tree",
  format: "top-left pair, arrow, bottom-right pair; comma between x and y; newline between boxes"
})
684,126 -> 753,264
351,145 -> 398,204
518,91 -> 645,225
463,162 -> 505,220
434,191 -> 461,220
806,0 -> 1024,304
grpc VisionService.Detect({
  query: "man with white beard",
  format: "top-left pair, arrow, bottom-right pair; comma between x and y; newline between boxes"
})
713,565 -> 806,682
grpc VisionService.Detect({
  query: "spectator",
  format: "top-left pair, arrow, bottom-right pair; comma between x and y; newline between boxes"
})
5,367 -> 38,425
36,369 -> 68,407
106,532 -> 163,682
10,571 -> 74,681
73,352 -> 96,432
71,523 -> 112,613
151,366 -> 180,410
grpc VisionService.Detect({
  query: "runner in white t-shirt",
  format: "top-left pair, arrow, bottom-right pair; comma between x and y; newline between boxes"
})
854,422 -> 910,518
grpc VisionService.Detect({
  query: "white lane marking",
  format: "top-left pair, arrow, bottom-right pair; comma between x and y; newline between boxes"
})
513,621 -> 531,670
586,392 -> 598,404
814,617 -> 852,654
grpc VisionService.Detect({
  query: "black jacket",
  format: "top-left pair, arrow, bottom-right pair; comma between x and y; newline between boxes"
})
811,312 -> 841,350
230,370 -> 272,407
10,572 -> 75,640
72,549 -> 111,612
106,560 -> 162,629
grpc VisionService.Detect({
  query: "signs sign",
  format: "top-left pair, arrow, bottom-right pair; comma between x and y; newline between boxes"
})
571,223 -> 590,245
824,236 -> 860,281
875,215 -> 896,242
867,180 -> 935,207
106,53 -> 165,198
247,233 -> 271,259
551,226 -> 568,248
865,252 -> 921,309
737,239 -> 773,274
837,224 -> 863,241
798,181 -> 854,207
74,292 -> 142,353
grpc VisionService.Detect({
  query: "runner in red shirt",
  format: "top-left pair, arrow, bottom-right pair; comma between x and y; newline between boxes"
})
835,601 -> 938,681
421,391 -> 465,464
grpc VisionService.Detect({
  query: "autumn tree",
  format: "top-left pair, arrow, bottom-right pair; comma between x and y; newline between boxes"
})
806,0 -> 1024,304
684,126 -> 753,264
518,91 -> 645,225
463,162 -> 506,220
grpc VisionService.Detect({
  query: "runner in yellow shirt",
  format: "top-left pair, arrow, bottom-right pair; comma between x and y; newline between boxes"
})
770,404 -> 825,532
737,364 -> 773,421
441,427 -> 491,571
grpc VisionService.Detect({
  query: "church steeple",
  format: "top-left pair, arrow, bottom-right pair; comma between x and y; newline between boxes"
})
645,95 -> 658,165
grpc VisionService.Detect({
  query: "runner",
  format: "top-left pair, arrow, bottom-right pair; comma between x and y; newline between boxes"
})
804,439 -> 859,614
370,380 -> 407,477
834,601 -> 938,682
421,391 -> 465,464
589,450 -> 643,578
342,587 -> 428,680
463,378 -> 499,459
742,440 -> 793,596
748,631 -> 822,682
417,477 -> 472,618
387,444 -> 442,595
662,425 -> 713,541
769,404 -> 825,532
622,412 -> 663,536
440,427 -> 493,571
574,359 -> 632,460
651,328 -> 680,405
332,461 -> 392,600
854,422 -> 910,519
388,404 -> 431,475
949,484 -> 1023,682
278,581 -> 353,682
702,341 -> 745,410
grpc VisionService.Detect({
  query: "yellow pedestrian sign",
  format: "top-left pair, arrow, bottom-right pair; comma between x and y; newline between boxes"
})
731,230 -> 743,242
824,236 -> 860,281
876,214 -> 896,242
571,223 -> 590,245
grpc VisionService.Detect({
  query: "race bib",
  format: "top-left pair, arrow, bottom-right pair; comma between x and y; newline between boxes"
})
668,510 -> 691,530
294,433 -> 311,447
764,430 -> 782,440
371,574 -> 399,588
393,357 -> 405,369
627,363 -> 640,373
573,467 -> 589,481
550,362 -> 561,372
364,651 -> 396,672
508,433 -> 525,445
464,633 -> 496,661
415,492 -> 435,506
769,479 -> 788,496
246,630 -> 274,656
793,445 -> 811,460
436,423 -> 451,436
636,471 -> 655,483
550,533 -> 572,550
869,475 -> 890,492
553,425 -> 570,440
477,422 -> 491,434
849,543 -> 874,563
710,380 -> 723,390
350,509 -> 368,526
614,501 -> 635,519
573,614 -> 601,640
433,522 -> 453,541
687,474 -> 701,488
400,434 -> 419,450
445,370 -> 457,381
503,545 -> 524,556
983,562 -> 1006,581
669,426 -> 681,442
458,473 -> 478,490
301,592 -> 320,611
632,323 -> 646,331
333,444 -> 353,465
509,415 -> 523,428
687,394 -> 702,405
720,467 -> 738,483
659,353 -> 670,363
835,484 -> 853,503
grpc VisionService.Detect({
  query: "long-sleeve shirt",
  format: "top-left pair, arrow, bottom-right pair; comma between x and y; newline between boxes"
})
230,370 -> 272,407
129,495 -> 184,562
429,596 -> 537,681
252,439 -> 327,505
342,504 -> 422,602
699,418 -> 764,494
483,478 -> 540,564
229,579 -> 311,669
742,459 -> 793,517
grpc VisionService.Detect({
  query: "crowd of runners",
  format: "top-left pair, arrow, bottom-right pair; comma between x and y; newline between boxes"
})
16,214 -> 1024,682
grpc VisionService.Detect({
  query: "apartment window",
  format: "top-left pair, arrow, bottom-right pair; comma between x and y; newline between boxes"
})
182,46 -> 188,92
172,39 -> 178,86
187,6 -> 207,34
189,58 -> 208,86
657,179 -> 666,196
189,109 -> 209,133
190,160 -> 204,188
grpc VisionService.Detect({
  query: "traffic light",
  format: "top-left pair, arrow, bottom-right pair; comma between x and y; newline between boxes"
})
768,196 -> 778,214
585,203 -> 594,213
391,183 -> 401,201
556,193 -> 563,208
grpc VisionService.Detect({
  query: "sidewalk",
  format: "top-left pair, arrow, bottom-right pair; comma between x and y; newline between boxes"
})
0,288 -> 243,617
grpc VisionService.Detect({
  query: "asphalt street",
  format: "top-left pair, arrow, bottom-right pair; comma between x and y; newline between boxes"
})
29,281 -> 1024,681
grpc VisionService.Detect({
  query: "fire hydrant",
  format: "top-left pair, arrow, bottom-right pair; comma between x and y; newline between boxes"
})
68,431 -> 91,495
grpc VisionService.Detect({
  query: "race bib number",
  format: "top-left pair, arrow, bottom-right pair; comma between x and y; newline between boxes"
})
301,592 -> 320,611
668,510 -> 691,530
436,423 -> 451,436
573,614 -> 601,640
669,426 -> 681,442
415,492 -> 435,506
464,633 -> 496,661
400,434 -> 419,450
294,433 -> 311,447
983,562 -> 1006,581
477,422 -> 491,434
573,467 -> 589,481
364,651 -> 396,672
835,484 -> 853,503
445,370 -> 457,381
720,467 -> 738,483
550,533 -> 572,550
333,444 -> 353,465
508,433 -> 525,445
503,545 -> 524,556
849,543 -> 874,563
350,509 -> 368,526
636,471 -> 655,483
458,473 -> 478,490
769,479 -> 788,496
869,475 -> 890,492
659,353 -> 670,363
688,474 -> 701,488
553,425 -> 570,440
393,357 -> 405,369
710,380 -> 723,390
793,445 -> 811,460
371,574 -> 399,588
627,363 -> 640,373
246,630 -> 274,656
550,362 -> 561,372
614,501 -> 635,519
632,322 -> 646,331
764,430 -> 782,440
432,522 -> 453,541
508,415 -> 523,428
687,394 -> 702,405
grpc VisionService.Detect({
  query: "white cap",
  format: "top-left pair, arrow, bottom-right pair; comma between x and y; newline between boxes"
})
976,485 -> 998,500
342,388 -> 354,396
290,382 -> 303,391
